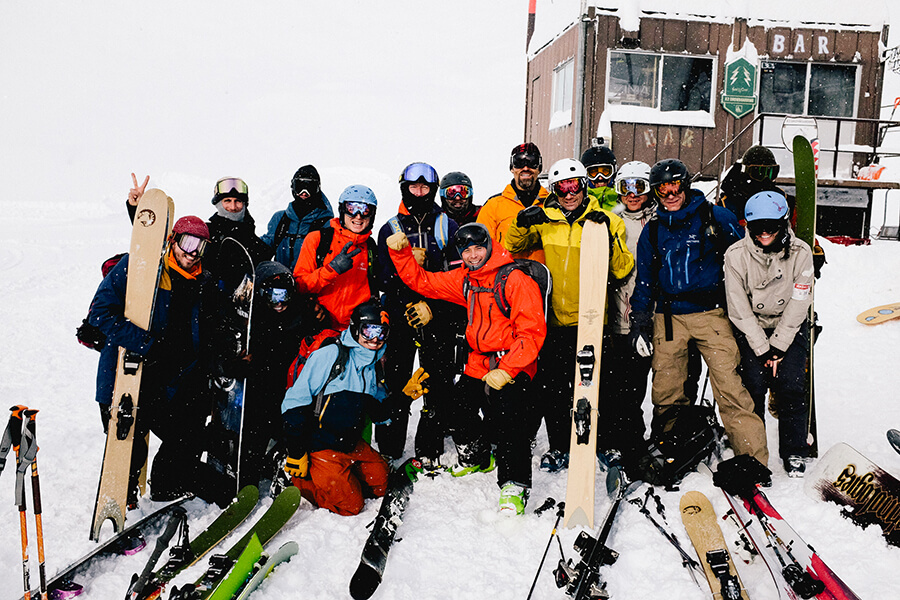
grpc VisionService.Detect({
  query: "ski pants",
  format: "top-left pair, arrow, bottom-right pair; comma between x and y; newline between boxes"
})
735,326 -> 810,460
446,372 -> 534,489
291,439 -> 389,516
375,310 -> 460,460
651,308 -> 769,466
599,333 -> 651,466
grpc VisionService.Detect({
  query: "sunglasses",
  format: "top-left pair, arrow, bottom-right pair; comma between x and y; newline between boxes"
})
615,177 -> 650,197
744,165 -> 780,182
360,324 -> 389,342
586,164 -> 615,181
553,178 -> 584,196
441,184 -> 472,201
343,201 -> 374,218
262,287 -> 290,305
175,233 -> 208,258
401,163 -> 439,184
511,153 -> 542,170
653,182 -> 684,199
214,177 -> 248,197
291,178 -> 319,197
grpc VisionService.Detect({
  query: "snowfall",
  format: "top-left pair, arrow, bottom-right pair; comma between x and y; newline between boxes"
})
1,2 -> 899,599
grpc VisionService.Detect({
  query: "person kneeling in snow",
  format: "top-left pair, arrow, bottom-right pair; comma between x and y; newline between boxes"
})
281,300 -> 414,516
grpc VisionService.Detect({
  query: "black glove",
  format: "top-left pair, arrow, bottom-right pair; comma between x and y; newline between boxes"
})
628,312 -> 654,358
328,242 -> 362,275
582,210 -> 610,227
516,205 -> 549,228
813,243 -> 826,279
713,455 -> 772,498
99,403 -> 111,434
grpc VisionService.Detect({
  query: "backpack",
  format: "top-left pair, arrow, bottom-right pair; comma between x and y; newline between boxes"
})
76,253 -> 128,351
386,214 -> 450,250
313,226 -> 379,296
641,403 -> 722,488
463,259 -> 552,321
272,212 -> 331,267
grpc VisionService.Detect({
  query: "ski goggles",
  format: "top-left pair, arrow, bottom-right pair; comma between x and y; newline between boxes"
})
360,323 -> 389,342
401,162 -> 439,184
343,201 -> 374,218
653,181 -> 685,200
510,152 -> 542,170
262,287 -> 290,305
291,177 -> 318,198
586,164 -> 615,181
615,177 -> 650,197
175,233 -> 208,257
744,164 -> 780,182
747,219 -> 783,236
214,177 -> 248,197
441,184 -> 473,201
552,178 -> 584,197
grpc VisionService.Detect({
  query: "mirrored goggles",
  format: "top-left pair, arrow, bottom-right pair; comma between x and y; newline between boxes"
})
175,233 -> 208,257
262,287 -> 290,305
214,177 -> 248,196
360,323 -> 389,342
401,162 -> 439,184
511,153 -> 542,170
653,182 -> 684,199
553,178 -> 584,196
615,177 -> 650,197
343,201 -> 374,218
744,164 -> 780,182
586,164 -> 615,181
441,184 -> 472,201
747,219 -> 783,236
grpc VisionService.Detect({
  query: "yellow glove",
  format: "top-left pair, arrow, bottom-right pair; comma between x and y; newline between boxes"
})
402,367 -> 430,400
405,301 -> 433,328
482,369 -> 513,390
284,453 -> 309,479
411,247 -> 427,266
386,231 -> 409,251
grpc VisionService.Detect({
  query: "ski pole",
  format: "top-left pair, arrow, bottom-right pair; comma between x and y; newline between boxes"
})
24,409 -> 49,600
10,405 -> 32,600
526,501 -> 565,600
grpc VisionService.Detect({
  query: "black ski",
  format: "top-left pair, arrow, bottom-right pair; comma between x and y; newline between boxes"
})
888,429 -> 900,456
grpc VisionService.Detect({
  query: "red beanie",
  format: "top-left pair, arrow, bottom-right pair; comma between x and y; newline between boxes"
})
172,216 -> 210,240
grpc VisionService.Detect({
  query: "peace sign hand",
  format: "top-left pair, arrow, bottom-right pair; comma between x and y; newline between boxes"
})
127,173 -> 150,206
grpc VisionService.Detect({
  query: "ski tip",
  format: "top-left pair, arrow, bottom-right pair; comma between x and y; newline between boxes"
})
349,565 -> 381,600
50,581 -> 85,600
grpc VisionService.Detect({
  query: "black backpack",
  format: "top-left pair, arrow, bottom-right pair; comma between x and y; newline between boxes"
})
641,403 -> 723,488
462,259 -> 552,321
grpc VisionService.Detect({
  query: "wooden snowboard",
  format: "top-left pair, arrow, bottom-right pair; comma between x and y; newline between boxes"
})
563,220 -> 609,529
90,189 -> 173,541
856,302 -> 900,325
680,491 -> 749,600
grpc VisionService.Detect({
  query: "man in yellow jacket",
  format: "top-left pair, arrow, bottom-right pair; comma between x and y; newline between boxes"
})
477,142 -> 550,262
504,158 -> 634,473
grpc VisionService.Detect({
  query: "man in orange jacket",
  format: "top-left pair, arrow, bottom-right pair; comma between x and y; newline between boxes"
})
386,223 -> 547,515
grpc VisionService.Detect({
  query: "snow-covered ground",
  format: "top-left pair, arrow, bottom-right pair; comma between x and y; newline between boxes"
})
2,2 -> 900,600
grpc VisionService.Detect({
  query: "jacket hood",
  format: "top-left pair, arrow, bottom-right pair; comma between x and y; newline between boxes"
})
467,238 -> 514,282
329,217 -> 373,245
338,326 -> 385,365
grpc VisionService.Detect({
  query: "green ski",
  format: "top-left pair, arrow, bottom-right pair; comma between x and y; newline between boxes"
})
208,534 -> 263,600
232,541 -> 299,600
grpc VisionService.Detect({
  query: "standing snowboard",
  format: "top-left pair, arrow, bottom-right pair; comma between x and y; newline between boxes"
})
564,220 -> 609,529
91,189 -> 174,541
792,134 -> 819,458
856,302 -> 900,325
205,238 -> 255,497
804,441 -> 900,547
680,491 -> 748,600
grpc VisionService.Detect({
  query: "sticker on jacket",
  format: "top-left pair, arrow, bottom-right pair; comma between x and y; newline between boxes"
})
792,282 -> 811,300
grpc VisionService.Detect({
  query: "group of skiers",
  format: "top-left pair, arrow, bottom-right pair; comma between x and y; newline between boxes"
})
85,140 -> 817,517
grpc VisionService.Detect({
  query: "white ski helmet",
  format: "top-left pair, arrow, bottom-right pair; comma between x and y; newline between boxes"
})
614,161 -> 652,197
547,158 -> 587,186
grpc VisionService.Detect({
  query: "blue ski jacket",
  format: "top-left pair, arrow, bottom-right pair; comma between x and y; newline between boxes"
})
631,190 -> 744,316
262,196 -> 333,270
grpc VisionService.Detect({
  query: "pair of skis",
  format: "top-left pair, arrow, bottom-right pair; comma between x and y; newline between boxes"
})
1,406 -> 48,600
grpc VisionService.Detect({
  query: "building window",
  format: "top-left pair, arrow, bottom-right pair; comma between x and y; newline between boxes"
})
759,62 -> 857,118
550,58 -> 574,130
606,51 -> 715,127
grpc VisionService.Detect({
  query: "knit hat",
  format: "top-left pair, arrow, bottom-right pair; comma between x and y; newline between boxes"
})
172,216 -> 210,240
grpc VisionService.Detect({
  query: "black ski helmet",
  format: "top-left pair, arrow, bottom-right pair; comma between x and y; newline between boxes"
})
399,162 -> 439,216
454,222 -> 492,270
255,261 -> 294,310
509,143 -> 543,171
649,159 -> 690,195
291,165 -> 321,199
439,171 -> 474,217
349,299 -> 390,340
741,145 -> 780,181
580,145 -> 617,171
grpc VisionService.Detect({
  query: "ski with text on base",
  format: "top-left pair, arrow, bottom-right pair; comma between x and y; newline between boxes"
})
563,220 -> 609,529
889,429 -> 900,455
167,486 -> 302,600
204,238 -> 255,497
680,490 -> 749,600
709,462 -> 861,600
792,134 -> 819,458
124,485 -> 260,600
803,441 -> 900,548
91,189 -> 174,542
856,302 -> 900,325
349,458 -> 423,600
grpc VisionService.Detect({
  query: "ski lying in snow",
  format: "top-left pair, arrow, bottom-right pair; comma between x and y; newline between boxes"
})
22,497 -> 190,600
680,491 -> 749,600
168,486 -> 302,600
231,540 -> 299,600
125,485 -> 259,600
804,442 -> 900,548
349,458 -> 423,600
856,302 -> 900,325
887,429 -> 900,456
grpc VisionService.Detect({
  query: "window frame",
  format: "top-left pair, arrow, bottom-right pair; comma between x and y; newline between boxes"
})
757,60 -> 859,118
549,57 -> 575,130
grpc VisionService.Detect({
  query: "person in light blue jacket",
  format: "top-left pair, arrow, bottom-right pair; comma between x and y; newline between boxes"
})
263,165 -> 334,270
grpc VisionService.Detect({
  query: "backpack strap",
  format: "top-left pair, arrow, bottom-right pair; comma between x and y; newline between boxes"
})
387,216 -> 403,235
314,226 -> 336,269
313,338 -> 349,419
272,212 -> 292,251
434,213 -> 449,250
366,237 -> 379,296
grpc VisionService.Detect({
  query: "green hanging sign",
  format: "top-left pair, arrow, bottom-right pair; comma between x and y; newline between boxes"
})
721,57 -> 758,118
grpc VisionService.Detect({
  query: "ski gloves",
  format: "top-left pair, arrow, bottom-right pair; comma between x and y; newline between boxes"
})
482,368 -> 513,390
284,453 -> 309,479
386,231 -> 409,251
328,242 -> 361,275
629,311 -> 654,358
405,301 -> 432,328
516,205 -> 549,228
402,367 -> 430,400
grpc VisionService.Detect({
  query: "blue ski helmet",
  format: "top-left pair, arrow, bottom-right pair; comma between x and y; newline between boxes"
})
338,185 -> 377,232
744,191 -> 788,222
